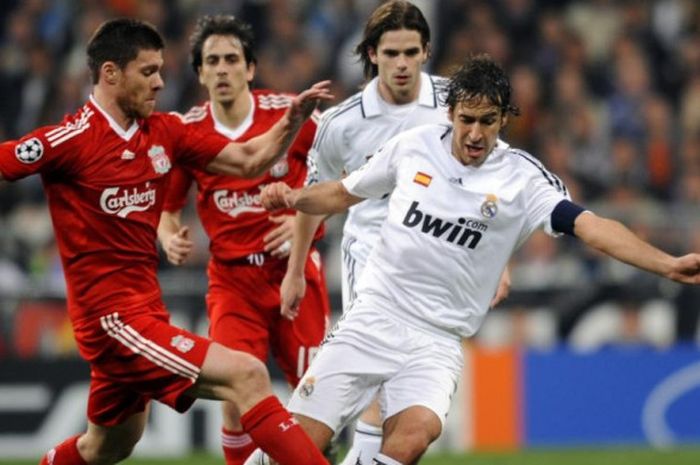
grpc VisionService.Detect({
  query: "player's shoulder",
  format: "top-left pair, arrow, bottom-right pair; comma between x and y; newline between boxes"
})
318,90 -> 364,127
172,102 -> 210,125
503,144 -> 567,190
254,89 -> 294,110
41,102 -> 98,149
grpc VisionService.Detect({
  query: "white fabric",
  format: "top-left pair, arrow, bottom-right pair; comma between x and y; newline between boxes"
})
306,73 -> 448,310
341,124 -> 570,340
287,302 -> 463,433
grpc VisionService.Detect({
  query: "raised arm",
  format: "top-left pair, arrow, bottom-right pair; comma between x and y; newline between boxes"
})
575,211 -> 700,284
206,81 -> 333,178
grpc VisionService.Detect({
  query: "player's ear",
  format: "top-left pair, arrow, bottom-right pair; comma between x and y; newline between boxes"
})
102,62 -> 119,85
368,46 -> 378,65
246,60 -> 256,83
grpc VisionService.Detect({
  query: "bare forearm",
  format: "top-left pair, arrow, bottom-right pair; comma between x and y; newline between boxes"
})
287,212 -> 325,276
158,210 -> 182,243
575,213 -> 674,277
293,181 -> 362,215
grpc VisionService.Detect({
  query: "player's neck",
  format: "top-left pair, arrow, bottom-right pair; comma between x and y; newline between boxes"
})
211,91 -> 252,130
92,86 -> 135,130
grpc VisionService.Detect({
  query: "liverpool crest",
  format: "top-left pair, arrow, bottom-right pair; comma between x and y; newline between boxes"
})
148,145 -> 171,174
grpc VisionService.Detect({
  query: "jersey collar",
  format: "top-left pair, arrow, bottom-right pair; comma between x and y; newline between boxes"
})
210,93 -> 255,140
361,72 -> 438,118
88,95 -> 139,141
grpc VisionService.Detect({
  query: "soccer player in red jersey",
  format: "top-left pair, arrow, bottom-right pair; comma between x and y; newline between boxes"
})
0,18 -> 332,465
157,15 -> 331,465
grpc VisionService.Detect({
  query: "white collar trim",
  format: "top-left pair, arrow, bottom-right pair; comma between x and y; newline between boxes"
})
361,72 -> 437,118
89,95 -> 139,141
211,94 -> 255,140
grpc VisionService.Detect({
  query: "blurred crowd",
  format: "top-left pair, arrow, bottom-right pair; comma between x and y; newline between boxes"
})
2,0 -> 700,351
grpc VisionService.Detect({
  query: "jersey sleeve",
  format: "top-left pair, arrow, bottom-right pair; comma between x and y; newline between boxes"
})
341,136 -> 400,199
305,111 -> 345,186
0,124 -> 77,181
521,159 -> 572,238
168,113 -> 229,169
163,165 -> 194,213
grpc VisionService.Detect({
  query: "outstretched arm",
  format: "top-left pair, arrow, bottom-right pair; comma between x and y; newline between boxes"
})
261,180 -> 363,215
206,81 -> 333,178
575,212 -> 700,284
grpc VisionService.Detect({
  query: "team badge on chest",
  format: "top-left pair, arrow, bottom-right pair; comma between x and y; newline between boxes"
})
148,145 -> 171,174
481,193 -> 499,218
269,154 -> 289,178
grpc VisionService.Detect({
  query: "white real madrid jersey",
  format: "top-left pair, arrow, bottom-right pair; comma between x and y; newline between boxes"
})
341,124 -> 571,340
306,72 -> 449,250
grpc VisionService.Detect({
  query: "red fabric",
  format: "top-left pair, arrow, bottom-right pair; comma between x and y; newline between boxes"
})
240,396 -> 328,465
39,435 -> 87,465
162,90 -> 324,262
207,249 -> 329,386
0,99 -> 228,325
82,303 -> 211,426
221,428 -> 257,465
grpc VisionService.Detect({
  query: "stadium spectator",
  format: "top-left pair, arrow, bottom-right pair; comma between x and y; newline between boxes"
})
247,53 -> 700,465
157,15 -> 331,465
0,17 -> 333,465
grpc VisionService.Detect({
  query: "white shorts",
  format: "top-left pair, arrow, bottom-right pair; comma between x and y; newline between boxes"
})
339,235 -> 372,312
287,301 -> 463,433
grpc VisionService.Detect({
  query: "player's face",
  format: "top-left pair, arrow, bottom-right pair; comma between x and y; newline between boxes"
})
449,97 -> 507,167
369,28 -> 427,105
115,49 -> 164,119
198,34 -> 254,104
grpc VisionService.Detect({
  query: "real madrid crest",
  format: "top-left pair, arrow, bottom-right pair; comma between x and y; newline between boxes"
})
148,145 -> 171,175
269,154 -> 289,178
299,376 -> 316,398
480,193 -> 498,218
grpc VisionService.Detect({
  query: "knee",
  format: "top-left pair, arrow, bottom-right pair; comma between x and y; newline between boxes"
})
383,423 -> 440,462
228,352 -> 271,402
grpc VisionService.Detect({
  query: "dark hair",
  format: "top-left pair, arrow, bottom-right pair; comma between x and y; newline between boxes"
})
86,18 -> 164,84
355,1 -> 430,80
189,15 -> 256,74
444,54 -> 520,116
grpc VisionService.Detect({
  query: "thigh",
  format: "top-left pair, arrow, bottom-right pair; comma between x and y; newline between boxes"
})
207,273 -> 271,363
89,311 -> 211,425
286,337 -> 392,435
380,336 -> 463,430
272,250 -> 331,386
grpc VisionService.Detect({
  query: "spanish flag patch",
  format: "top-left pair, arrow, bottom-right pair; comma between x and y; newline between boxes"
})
413,171 -> 432,187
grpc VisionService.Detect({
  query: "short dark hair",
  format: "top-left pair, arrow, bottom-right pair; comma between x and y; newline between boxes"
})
355,1 -> 430,80
444,54 -> 520,116
87,18 -> 164,84
189,15 -> 256,75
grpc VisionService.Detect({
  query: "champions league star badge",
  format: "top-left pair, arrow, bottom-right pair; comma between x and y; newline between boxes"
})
269,154 -> 289,178
480,194 -> 498,218
148,145 -> 171,174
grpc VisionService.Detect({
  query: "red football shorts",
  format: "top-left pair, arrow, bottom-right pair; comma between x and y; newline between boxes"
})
74,303 -> 211,427
206,249 -> 330,387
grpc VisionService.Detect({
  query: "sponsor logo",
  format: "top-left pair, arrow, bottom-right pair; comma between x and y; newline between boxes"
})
299,376 -> 316,399
413,171 -> 432,187
213,189 -> 266,217
100,184 -> 157,218
15,138 -> 44,164
269,155 -> 289,178
121,149 -> 135,160
148,145 -> 171,174
480,193 -> 498,218
278,417 -> 298,432
402,201 -> 486,249
170,335 -> 195,354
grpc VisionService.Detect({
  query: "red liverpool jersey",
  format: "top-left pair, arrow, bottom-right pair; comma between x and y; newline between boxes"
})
0,96 -> 229,323
163,90 -> 323,261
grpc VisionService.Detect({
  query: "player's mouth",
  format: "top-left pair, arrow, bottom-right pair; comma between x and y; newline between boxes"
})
394,75 -> 410,85
216,82 -> 231,90
465,143 -> 485,158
